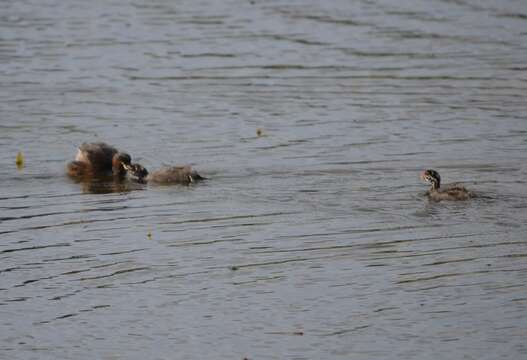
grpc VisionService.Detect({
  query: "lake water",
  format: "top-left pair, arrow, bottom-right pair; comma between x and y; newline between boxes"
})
1,0 -> 527,359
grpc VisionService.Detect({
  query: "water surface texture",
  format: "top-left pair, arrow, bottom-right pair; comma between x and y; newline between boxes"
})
1,0 -> 527,359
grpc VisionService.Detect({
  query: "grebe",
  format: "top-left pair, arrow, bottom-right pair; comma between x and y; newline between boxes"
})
126,163 -> 206,185
420,169 -> 474,201
66,142 -> 132,179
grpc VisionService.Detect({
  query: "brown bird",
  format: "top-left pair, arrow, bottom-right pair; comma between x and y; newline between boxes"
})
420,169 -> 474,201
126,163 -> 206,185
66,142 -> 132,179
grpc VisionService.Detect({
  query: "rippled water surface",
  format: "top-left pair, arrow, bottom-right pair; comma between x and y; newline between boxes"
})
1,0 -> 527,359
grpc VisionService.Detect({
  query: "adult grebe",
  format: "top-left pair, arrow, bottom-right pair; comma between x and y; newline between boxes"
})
126,163 -> 206,185
66,142 -> 132,179
420,169 -> 474,201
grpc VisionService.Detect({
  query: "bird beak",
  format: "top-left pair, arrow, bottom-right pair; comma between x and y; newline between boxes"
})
123,163 -> 133,171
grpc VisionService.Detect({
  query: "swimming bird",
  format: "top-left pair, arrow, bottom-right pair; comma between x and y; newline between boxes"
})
66,142 -> 132,179
420,169 -> 474,201
126,163 -> 206,185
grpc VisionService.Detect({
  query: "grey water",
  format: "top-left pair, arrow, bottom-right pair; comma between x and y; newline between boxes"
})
1,0 -> 527,359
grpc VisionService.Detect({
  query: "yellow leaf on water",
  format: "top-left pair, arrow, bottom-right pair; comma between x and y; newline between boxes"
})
16,151 -> 24,169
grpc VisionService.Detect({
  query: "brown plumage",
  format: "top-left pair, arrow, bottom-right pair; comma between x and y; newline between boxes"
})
66,142 -> 131,179
126,163 -> 206,185
420,169 -> 474,201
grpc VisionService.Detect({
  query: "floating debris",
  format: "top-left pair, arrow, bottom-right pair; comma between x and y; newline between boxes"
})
229,265 -> 239,271
147,232 -> 152,239
256,128 -> 263,137
16,151 -> 24,169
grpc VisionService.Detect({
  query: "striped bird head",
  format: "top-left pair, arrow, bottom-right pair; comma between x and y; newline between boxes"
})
420,169 -> 441,189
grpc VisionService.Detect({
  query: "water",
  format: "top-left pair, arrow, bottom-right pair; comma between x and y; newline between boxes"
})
1,0 -> 527,358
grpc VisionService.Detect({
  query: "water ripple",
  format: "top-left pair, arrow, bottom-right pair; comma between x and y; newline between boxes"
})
1,0 -> 526,359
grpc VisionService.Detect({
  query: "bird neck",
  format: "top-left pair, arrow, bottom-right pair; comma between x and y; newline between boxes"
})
430,178 -> 440,190
112,162 -> 126,177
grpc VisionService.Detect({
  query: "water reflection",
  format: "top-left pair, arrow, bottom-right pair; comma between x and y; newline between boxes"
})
70,177 -> 144,194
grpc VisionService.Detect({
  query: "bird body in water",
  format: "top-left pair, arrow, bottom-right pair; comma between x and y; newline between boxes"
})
420,169 -> 474,201
126,163 -> 205,185
66,142 -> 132,179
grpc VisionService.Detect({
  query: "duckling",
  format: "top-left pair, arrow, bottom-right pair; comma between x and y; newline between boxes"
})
66,142 -> 132,179
420,169 -> 474,201
126,163 -> 206,185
